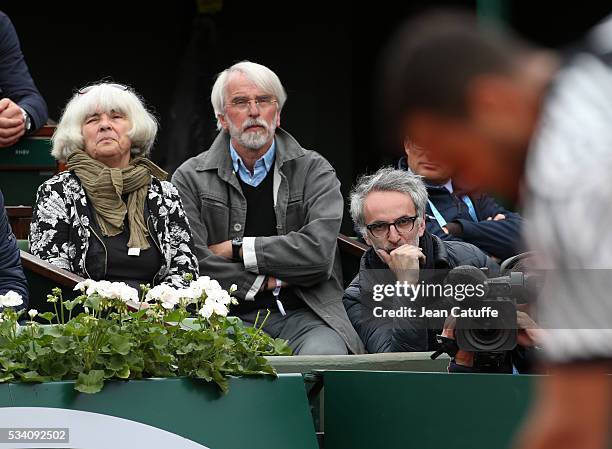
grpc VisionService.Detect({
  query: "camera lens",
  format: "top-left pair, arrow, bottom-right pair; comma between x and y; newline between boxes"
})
462,328 -> 514,351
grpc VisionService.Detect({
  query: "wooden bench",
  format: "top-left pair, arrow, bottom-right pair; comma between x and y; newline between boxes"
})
7,206 -> 32,240
17,241 -> 84,312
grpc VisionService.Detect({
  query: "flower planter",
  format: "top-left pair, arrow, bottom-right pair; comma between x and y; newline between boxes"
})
0,375 -> 317,449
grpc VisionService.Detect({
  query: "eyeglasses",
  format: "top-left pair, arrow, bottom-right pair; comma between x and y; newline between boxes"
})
366,215 -> 419,239
227,96 -> 278,112
77,83 -> 129,95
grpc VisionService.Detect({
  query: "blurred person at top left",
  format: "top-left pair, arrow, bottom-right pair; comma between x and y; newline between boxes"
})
29,82 -> 199,291
0,11 -> 48,146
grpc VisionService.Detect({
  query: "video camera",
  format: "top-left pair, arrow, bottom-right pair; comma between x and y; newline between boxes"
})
442,263 -> 541,353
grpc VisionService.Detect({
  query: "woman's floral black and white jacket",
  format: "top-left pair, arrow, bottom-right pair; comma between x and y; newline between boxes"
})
29,171 -> 199,288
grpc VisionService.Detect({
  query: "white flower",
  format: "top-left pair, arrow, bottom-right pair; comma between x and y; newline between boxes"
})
189,283 -> 204,300
0,291 -> 23,307
198,302 -> 214,319
74,279 -> 97,293
28,309 -> 38,319
76,280 -> 139,303
146,284 -> 180,310
209,290 -> 232,306
193,276 -> 212,291
106,282 -> 139,303
198,296 -> 228,319
229,284 -> 238,294
211,301 -> 228,317
206,279 -> 222,292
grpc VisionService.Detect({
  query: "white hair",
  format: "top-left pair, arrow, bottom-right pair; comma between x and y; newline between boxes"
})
210,61 -> 287,130
51,83 -> 158,161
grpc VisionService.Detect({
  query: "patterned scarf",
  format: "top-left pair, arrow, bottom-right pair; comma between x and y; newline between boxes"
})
67,150 -> 168,250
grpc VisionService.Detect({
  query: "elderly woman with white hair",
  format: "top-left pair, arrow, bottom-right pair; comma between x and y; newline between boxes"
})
29,82 -> 198,290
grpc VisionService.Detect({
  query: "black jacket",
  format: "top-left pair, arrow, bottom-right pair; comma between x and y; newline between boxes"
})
343,232 -> 498,353
398,157 -> 523,261
29,171 -> 199,288
0,190 -> 28,307
0,12 -> 48,132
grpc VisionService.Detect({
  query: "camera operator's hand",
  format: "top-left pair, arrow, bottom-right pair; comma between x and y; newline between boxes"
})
517,310 -> 545,348
441,316 -> 475,367
377,244 -> 425,284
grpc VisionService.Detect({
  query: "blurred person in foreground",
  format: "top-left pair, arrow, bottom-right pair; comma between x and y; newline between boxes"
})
383,9 -> 612,449
29,83 -> 198,291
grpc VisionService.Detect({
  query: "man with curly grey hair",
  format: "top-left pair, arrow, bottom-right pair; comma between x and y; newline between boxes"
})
173,61 -> 363,355
344,167 -> 497,353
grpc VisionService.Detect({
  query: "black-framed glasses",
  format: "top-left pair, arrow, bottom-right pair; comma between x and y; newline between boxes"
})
366,215 -> 419,238
77,83 -> 129,95
227,95 -> 278,112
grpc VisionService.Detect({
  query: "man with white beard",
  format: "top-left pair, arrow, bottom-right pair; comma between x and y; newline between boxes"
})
173,61 -> 364,355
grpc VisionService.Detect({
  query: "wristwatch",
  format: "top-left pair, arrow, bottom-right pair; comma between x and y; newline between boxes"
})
231,237 -> 243,261
20,108 -> 31,132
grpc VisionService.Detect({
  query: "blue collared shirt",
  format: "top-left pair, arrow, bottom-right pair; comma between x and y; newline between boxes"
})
230,140 -> 276,187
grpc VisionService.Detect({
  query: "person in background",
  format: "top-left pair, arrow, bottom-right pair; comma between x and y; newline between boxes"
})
0,11 -> 48,146
173,61 -> 364,355
400,138 -> 523,262
30,82 -> 198,291
343,167 -> 497,353
0,189 -> 28,307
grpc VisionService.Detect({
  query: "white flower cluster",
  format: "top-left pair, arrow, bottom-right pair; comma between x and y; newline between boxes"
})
0,291 -> 24,308
145,276 -> 238,318
74,279 -> 139,303
72,277 -> 238,320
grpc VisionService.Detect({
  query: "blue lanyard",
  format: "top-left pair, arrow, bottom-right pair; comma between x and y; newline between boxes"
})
427,195 -> 478,228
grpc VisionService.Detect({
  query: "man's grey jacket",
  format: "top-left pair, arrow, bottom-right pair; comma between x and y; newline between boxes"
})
172,128 -> 365,354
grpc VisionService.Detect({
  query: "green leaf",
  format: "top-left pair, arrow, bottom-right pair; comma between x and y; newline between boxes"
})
75,370 -> 105,394
63,299 -> 80,311
43,325 -> 64,337
52,336 -> 74,354
19,371 -> 50,383
0,372 -> 14,382
164,310 -> 183,323
152,334 -> 168,350
41,360 -> 69,378
39,312 -> 56,323
273,338 -> 292,355
64,321 -> 89,337
107,354 -> 126,370
195,366 -> 212,382
116,365 -> 130,379
109,335 -> 131,355
212,372 -> 229,394
83,295 -> 102,311
0,360 -> 27,372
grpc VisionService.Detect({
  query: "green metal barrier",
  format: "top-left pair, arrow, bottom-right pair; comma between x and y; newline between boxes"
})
0,135 -> 55,206
17,239 -> 28,251
0,375 -> 317,449
324,371 -> 534,449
